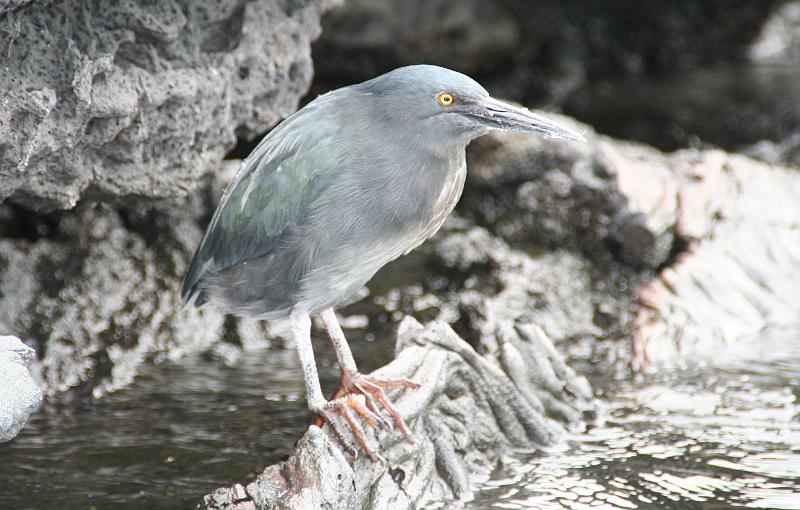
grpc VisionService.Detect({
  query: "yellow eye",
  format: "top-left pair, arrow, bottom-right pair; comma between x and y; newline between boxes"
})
437,92 -> 454,107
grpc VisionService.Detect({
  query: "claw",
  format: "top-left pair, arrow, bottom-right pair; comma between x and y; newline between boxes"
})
314,395 -> 379,461
338,407 -> 377,461
354,379 -> 415,444
313,373 -> 419,460
361,391 -> 391,430
329,394 -> 380,428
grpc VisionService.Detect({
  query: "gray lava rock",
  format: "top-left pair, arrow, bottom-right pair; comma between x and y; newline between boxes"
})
463,119 -> 677,270
203,317 -> 597,510
749,0 -> 800,60
0,335 -> 42,442
440,122 -> 800,368
0,0 -> 334,211
430,226 -> 599,345
633,152 -> 800,368
0,160 -> 286,397
0,199 -> 220,395
0,173 -> 285,396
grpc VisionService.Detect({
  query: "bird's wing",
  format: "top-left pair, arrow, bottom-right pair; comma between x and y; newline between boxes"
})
181,103 -> 341,306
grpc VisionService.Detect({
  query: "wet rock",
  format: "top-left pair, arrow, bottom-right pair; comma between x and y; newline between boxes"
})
0,159 -> 289,396
0,200 -> 216,395
7,110 -> 795,397
203,317 -> 597,509
0,335 -> 42,442
749,1 -> 800,60
428,226 -> 601,346
632,153 -> 800,369
439,122 -> 799,367
0,0 -> 334,211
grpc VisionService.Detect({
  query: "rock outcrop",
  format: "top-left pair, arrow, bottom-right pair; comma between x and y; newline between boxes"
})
632,152 -> 800,368
0,163 -> 279,396
457,127 -> 800,368
0,335 -> 42,442
0,0 -> 334,211
7,109 -> 799,396
203,317 -> 596,509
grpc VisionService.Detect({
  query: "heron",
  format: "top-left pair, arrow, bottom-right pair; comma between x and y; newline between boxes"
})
182,64 -> 585,460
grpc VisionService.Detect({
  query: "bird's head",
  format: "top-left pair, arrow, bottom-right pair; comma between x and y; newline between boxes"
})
356,64 -> 586,148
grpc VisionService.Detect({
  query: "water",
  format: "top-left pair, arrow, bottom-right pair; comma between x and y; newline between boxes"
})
0,333 -> 384,510
2,325 -> 797,509
469,327 -> 800,510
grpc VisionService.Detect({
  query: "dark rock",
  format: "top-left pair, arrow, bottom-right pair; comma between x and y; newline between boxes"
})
0,199 -> 218,395
202,317 -> 597,510
0,0 -> 335,211
462,120 -> 678,271
311,0 -> 778,105
0,335 -> 42,442
6,109 -> 794,396
746,132 -> 800,169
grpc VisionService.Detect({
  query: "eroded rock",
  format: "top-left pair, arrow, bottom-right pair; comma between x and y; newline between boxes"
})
0,183 -> 284,396
203,317 -> 596,509
0,335 -> 42,442
0,0 -> 334,211
633,153 -> 800,369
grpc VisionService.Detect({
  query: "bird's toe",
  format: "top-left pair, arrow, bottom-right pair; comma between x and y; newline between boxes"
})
313,395 -> 381,462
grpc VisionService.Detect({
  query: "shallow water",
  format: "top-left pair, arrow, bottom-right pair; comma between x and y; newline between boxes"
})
469,327 -> 800,510
2,325 -> 797,509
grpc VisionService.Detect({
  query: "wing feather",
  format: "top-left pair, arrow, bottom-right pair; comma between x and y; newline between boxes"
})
181,99 -> 341,307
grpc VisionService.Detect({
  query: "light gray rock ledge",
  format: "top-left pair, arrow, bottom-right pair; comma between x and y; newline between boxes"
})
0,0 -> 335,211
0,335 -> 42,442
202,317 -> 597,510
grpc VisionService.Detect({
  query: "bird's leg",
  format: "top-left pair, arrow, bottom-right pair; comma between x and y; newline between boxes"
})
319,308 -> 419,443
290,311 -> 380,461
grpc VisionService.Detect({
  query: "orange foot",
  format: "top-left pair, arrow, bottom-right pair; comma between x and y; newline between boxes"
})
312,373 -> 419,461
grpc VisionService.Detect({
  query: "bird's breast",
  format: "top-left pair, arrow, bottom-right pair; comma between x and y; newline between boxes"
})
403,154 -> 467,254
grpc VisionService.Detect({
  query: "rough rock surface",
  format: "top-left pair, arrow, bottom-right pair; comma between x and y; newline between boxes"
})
0,164 -> 282,396
464,124 -> 678,270
8,109 -> 797,396
429,122 -> 800,367
203,317 -> 596,509
632,153 -> 800,368
749,0 -> 800,60
0,0 -> 334,211
0,335 -> 42,442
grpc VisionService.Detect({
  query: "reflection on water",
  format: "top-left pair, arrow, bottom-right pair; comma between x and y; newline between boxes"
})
0,342 -> 334,510
469,327 -> 800,510
0,326 -> 395,510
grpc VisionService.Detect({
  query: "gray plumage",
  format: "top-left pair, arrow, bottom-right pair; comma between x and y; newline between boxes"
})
183,65 -> 584,319
182,65 -> 586,457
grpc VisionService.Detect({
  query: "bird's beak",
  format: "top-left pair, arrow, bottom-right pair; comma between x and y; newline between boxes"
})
472,96 -> 587,142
